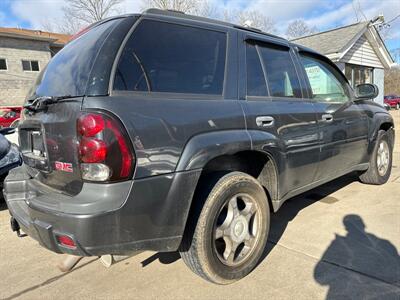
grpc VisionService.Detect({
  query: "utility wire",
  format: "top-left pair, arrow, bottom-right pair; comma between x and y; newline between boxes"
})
387,15 -> 400,24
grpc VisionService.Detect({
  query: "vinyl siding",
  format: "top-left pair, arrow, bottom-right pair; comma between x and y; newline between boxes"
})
342,35 -> 383,68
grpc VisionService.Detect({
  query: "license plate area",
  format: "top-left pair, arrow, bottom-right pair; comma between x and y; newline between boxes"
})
20,128 -> 50,172
30,131 -> 46,158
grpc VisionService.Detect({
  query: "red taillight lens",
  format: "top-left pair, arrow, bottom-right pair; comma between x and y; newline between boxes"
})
56,235 -> 76,249
79,138 -> 107,163
78,114 -> 105,137
105,120 -> 132,177
77,112 -> 135,181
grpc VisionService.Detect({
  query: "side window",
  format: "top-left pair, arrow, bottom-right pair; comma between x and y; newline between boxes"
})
300,55 -> 349,103
114,20 -> 226,95
258,45 -> 302,98
246,43 -> 267,97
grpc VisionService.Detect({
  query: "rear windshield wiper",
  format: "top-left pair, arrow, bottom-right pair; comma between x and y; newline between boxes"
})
24,95 -> 75,112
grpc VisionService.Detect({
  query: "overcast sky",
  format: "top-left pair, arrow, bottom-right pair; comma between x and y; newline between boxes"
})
0,0 -> 399,53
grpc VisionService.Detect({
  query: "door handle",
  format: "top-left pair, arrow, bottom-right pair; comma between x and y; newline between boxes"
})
321,114 -> 333,123
256,116 -> 274,127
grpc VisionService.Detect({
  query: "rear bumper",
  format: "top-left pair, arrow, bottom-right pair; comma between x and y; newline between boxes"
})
4,166 -> 201,256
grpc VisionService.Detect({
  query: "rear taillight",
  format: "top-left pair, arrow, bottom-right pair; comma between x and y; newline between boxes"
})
77,112 -> 134,182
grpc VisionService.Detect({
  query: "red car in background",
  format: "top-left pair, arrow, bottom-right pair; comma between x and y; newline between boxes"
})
0,107 -> 22,128
384,95 -> 400,110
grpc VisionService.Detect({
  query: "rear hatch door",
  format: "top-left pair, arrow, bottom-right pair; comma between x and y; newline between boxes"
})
19,17 -> 133,195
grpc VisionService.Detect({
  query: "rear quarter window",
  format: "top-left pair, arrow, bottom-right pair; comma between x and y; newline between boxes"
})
114,19 -> 227,95
30,19 -> 120,98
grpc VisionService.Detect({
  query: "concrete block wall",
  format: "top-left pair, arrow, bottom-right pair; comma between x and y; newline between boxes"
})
0,37 -> 51,105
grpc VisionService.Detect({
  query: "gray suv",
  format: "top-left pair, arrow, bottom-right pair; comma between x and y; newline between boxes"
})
4,9 -> 394,284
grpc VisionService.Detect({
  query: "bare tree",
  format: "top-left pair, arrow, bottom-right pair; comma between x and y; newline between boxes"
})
286,19 -> 318,40
384,63 -> 400,95
63,0 -> 124,24
42,17 -> 84,35
221,9 -> 276,34
141,0 -> 203,14
141,1 -> 276,33
194,0 -> 218,19
237,10 -> 276,34
42,0 -> 123,34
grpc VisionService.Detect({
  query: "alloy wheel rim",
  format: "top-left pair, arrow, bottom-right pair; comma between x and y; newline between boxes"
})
377,140 -> 390,176
213,193 -> 260,267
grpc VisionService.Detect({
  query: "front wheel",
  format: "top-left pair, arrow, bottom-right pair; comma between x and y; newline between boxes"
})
180,172 -> 270,284
359,130 -> 392,185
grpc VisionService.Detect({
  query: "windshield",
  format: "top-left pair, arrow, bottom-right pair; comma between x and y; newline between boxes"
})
28,19 -> 120,100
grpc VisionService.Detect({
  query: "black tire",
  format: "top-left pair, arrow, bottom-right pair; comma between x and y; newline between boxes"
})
179,171 -> 270,284
359,130 -> 392,185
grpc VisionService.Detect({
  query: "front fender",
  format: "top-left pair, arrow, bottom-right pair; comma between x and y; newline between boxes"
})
369,112 -> 394,148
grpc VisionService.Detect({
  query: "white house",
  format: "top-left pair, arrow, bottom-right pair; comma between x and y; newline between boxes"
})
293,21 -> 395,104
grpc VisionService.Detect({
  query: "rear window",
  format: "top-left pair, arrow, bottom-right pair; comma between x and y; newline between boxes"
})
29,19 -> 120,99
114,19 -> 226,95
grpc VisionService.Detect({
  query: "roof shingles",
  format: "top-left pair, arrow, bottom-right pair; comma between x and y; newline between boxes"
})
292,22 -> 368,55
0,27 -> 71,45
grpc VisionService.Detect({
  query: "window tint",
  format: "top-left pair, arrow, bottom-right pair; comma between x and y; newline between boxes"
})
31,18 -> 120,98
114,20 -> 226,95
301,55 -> 349,103
246,43 -> 267,96
258,45 -> 302,98
0,59 -> 7,70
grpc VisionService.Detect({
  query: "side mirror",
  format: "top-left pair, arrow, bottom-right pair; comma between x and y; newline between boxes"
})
0,127 -> 16,135
354,83 -> 379,100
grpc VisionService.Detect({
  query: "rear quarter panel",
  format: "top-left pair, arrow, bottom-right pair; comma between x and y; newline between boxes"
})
82,96 -> 246,178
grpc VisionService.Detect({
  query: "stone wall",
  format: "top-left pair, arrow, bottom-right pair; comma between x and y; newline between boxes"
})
0,37 -> 51,106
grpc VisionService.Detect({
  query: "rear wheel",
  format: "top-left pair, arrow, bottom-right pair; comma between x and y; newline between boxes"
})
180,172 -> 270,284
359,130 -> 392,185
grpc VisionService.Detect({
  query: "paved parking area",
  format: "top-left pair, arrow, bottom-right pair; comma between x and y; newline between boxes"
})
1,111 -> 399,299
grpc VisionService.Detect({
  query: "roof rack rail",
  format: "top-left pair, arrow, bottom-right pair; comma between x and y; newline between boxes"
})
144,8 -> 286,41
234,24 -> 286,40
234,24 -> 262,33
165,9 -> 185,14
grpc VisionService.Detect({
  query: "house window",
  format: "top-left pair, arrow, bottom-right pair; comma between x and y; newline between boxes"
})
0,58 -> 7,70
22,60 -> 40,71
345,64 -> 373,88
